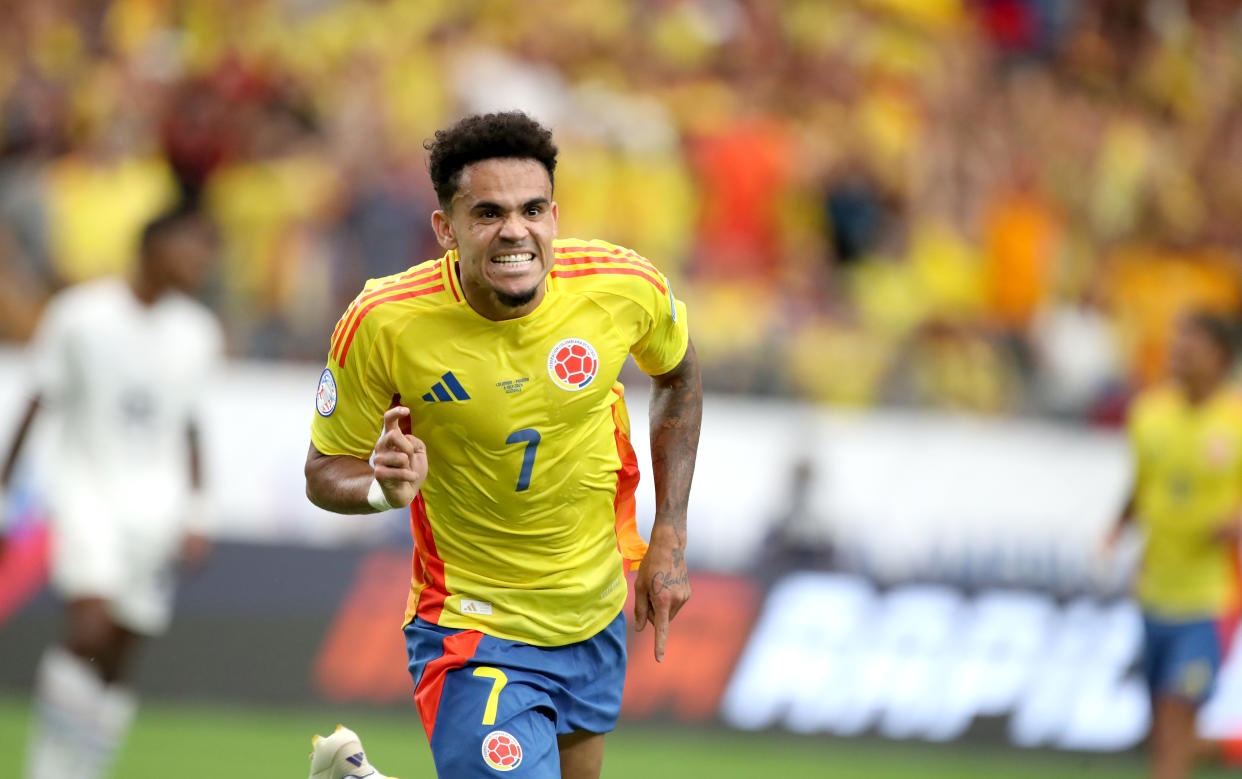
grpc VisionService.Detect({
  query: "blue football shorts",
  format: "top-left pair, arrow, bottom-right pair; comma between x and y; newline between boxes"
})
405,610 -> 626,777
1142,613 -> 1225,704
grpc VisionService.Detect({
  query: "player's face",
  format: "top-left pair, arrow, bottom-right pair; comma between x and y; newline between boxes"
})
1170,319 -> 1227,387
432,157 -> 558,320
152,225 -> 216,294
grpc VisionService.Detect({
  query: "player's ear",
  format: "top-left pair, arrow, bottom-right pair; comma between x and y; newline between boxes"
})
550,201 -> 558,238
431,210 -> 457,250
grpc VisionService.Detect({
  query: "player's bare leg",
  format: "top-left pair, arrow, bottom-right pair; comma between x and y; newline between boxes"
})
558,731 -> 605,779
65,598 -> 143,683
1151,695 -> 1198,779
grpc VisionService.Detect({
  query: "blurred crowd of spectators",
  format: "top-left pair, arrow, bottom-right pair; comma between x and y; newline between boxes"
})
1,0 -> 1240,423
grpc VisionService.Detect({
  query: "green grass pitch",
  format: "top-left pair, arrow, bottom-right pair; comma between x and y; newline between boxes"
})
0,695 -> 1234,778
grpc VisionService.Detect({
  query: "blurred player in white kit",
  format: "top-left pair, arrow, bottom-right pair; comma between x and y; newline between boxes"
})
0,207 -> 224,779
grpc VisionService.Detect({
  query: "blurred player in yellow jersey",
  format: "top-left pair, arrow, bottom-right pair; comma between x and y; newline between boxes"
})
1107,311 -> 1242,779
303,112 -> 701,779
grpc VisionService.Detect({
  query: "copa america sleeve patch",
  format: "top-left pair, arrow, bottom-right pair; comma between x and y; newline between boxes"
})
315,368 -> 338,416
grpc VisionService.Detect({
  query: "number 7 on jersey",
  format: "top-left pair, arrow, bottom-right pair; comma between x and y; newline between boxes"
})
505,428 -> 541,492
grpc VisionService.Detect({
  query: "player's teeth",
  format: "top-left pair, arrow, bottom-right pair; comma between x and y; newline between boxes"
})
493,253 -> 533,263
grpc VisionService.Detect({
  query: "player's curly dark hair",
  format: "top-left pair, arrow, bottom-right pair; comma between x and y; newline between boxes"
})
425,111 -> 558,209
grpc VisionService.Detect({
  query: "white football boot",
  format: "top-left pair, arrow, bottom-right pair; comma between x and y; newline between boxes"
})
308,725 -> 396,779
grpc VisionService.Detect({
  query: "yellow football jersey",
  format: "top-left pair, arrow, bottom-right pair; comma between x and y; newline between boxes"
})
311,239 -> 689,646
1129,384 -> 1242,617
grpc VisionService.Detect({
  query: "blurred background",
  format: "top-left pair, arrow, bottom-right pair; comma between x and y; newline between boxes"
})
1,0 -> 1241,776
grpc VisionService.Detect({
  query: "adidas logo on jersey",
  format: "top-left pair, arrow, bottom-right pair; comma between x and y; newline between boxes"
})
422,372 -> 471,402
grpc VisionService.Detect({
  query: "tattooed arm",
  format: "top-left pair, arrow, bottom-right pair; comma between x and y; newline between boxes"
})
634,340 -> 702,662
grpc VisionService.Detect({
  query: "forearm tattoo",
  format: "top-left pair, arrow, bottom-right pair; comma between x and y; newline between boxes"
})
648,341 -> 702,545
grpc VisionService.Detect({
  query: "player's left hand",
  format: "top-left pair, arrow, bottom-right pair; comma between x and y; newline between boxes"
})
179,531 -> 212,572
634,522 -> 690,662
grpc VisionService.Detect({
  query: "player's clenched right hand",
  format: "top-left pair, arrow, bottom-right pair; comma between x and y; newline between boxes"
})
372,405 -> 428,508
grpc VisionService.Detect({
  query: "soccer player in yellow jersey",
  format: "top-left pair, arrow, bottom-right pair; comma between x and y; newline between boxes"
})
1107,311 -> 1242,779
303,112 -> 701,779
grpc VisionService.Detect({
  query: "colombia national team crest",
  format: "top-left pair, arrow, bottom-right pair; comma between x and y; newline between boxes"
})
547,338 -> 599,391
315,368 -> 337,416
482,730 -> 522,772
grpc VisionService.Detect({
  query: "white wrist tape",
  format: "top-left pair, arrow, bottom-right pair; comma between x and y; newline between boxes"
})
367,478 -> 395,512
